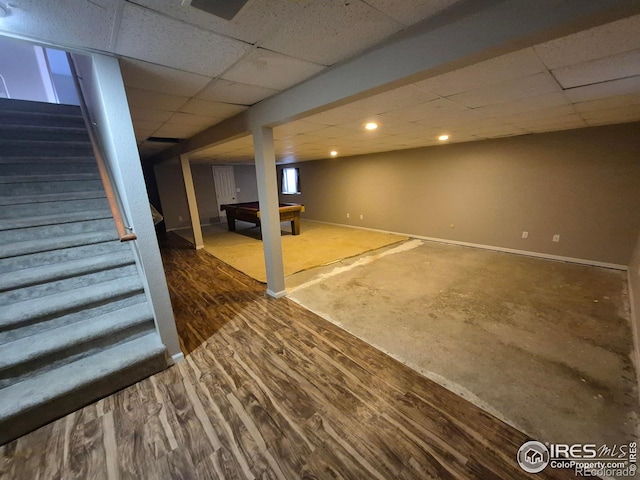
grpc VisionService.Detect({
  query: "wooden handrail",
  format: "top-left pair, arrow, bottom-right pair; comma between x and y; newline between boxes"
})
66,53 -> 136,242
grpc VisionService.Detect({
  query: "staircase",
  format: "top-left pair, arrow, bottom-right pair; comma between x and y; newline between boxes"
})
0,98 -> 168,445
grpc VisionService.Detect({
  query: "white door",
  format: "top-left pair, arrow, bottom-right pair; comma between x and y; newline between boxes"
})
212,166 -> 237,218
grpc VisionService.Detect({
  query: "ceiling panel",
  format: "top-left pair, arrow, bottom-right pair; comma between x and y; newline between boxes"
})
533,14 -> 640,69
446,72 -> 561,108
116,3 -> 251,77
0,0 -> 119,51
347,85 -> 438,114
196,79 -> 280,105
221,48 -> 326,90
260,0 -> 403,66
551,49 -> 640,89
130,107 -> 174,124
129,0 -> 298,45
179,98 -> 247,118
563,75 -> 640,103
119,58 -> 211,97
125,88 -> 188,112
414,48 -> 547,97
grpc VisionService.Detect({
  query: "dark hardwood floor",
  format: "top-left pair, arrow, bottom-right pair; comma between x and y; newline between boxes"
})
0,233 -> 576,479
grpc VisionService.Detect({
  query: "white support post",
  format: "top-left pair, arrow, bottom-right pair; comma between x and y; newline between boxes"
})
253,126 -> 286,297
180,154 -> 204,250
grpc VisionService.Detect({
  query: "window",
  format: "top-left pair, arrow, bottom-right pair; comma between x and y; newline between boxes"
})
281,167 -> 300,194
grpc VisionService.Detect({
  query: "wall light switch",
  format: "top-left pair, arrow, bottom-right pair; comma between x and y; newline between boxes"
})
236,188 -> 240,192
347,213 -> 350,218
553,234 -> 560,242
178,215 -> 183,222
360,214 -> 364,220
522,231 -> 528,239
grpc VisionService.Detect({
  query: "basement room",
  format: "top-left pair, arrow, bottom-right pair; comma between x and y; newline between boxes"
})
1,1 -> 639,479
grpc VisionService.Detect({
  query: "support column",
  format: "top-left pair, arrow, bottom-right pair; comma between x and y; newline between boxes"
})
253,126 -> 286,297
180,154 -> 204,250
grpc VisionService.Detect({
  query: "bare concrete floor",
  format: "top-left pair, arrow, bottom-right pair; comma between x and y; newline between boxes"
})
287,239 -> 639,447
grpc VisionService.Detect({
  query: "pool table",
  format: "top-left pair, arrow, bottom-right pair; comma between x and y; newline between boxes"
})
220,202 -> 305,235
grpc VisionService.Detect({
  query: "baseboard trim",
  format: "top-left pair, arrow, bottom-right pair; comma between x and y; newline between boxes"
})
267,289 -> 287,298
169,352 -> 185,364
307,219 -> 627,271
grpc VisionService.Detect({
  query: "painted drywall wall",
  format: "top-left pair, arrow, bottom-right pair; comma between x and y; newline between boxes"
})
0,36 -> 51,101
279,122 -> 640,266
630,233 -> 640,400
73,52 -> 181,360
155,162 -> 259,230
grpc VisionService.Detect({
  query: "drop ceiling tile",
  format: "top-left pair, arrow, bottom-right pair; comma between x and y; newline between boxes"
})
551,49 -> 640,89
0,0 -> 119,51
125,87 -> 189,112
119,59 -> 211,97
130,107 -> 174,124
130,0 -> 299,45
179,98 -> 247,118
347,85 -> 439,114
260,1 -> 402,66
511,114 -> 586,132
446,73 -> 560,108
581,104 -> 640,125
275,120 -> 327,136
116,3 -> 251,77
412,108 -> 494,128
564,75 -> 640,103
154,123 -> 205,139
364,0 -> 459,26
414,48 -> 547,97
572,94 -> 640,113
221,48 -> 325,91
196,79 -> 280,105
498,105 -> 576,123
453,123 -> 527,138
472,93 -> 569,117
131,119 -> 164,132
167,112 -> 219,128
534,14 -> 640,69
384,98 -> 468,122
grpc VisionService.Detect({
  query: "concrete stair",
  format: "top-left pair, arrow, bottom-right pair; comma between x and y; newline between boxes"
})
0,98 -> 168,445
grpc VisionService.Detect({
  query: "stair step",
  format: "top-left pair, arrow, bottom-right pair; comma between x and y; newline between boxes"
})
0,332 -> 166,445
0,179 -> 104,197
0,218 -> 115,245
0,98 -> 81,116
0,190 -> 105,207
0,156 -> 96,165
0,303 -> 154,387
0,294 -> 148,345
0,161 -> 98,177
0,228 -> 118,259
0,197 -> 109,220
0,208 -> 112,231
0,275 -> 144,332
0,172 -> 99,184
0,112 -> 85,128
0,125 -> 89,142
0,140 -> 93,157
0,251 -> 135,292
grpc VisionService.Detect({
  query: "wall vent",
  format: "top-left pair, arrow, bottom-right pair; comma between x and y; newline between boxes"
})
184,0 -> 250,21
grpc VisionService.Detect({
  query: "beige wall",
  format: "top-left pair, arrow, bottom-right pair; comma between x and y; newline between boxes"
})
279,123 -> 640,266
630,234 -> 640,391
155,162 -> 258,230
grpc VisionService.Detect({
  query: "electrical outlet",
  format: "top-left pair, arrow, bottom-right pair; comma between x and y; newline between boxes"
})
522,231 -> 528,239
360,214 -> 364,220
347,213 -> 350,219
178,215 -> 183,222
553,234 -> 560,242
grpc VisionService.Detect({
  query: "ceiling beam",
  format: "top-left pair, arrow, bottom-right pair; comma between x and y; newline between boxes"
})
150,0 -> 640,163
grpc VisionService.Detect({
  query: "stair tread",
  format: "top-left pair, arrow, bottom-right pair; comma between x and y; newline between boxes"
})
0,276 -> 143,330
0,250 -> 134,291
0,190 -> 105,206
0,156 -> 96,164
0,208 -> 112,230
0,303 -> 153,372
0,173 -> 99,184
0,98 -> 81,116
0,332 -> 164,421
0,229 -> 118,259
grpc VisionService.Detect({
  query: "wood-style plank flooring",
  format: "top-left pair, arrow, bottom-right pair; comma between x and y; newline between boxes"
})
0,233 -> 576,479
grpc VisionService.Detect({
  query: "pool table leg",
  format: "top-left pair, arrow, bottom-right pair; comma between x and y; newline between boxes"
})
291,218 -> 300,235
226,214 -> 236,232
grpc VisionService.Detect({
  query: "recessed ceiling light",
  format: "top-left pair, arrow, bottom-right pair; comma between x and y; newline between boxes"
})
330,150 -> 338,157
438,134 -> 449,141
364,122 -> 378,131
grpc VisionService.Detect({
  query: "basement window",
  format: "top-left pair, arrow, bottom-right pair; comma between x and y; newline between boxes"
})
281,168 -> 300,194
